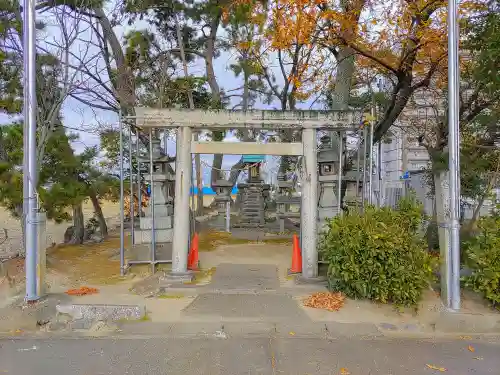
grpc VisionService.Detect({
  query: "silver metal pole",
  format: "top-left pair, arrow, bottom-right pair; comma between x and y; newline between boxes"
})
119,112 -> 125,276
191,158 -> 195,211
225,201 -> 230,232
448,0 -> 461,311
378,141 -> 383,207
355,131 -> 361,210
149,129 -> 156,274
136,136 -> 141,223
362,127 -> 368,208
163,130 -> 168,155
23,0 -> 38,301
128,124 -> 134,245
337,132 -> 343,216
368,111 -> 375,205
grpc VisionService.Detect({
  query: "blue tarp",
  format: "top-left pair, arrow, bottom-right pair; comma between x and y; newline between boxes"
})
242,155 -> 265,163
190,186 -> 238,195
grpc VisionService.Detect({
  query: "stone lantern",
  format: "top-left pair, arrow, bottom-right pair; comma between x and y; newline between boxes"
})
211,179 -> 233,231
275,171 -> 301,233
135,137 -> 175,244
317,135 -> 342,227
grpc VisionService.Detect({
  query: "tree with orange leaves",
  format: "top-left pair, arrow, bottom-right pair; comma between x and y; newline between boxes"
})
262,0 -> 487,141
223,0 -> 334,172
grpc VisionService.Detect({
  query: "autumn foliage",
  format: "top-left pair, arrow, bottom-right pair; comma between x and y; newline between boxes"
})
223,0 -> 487,138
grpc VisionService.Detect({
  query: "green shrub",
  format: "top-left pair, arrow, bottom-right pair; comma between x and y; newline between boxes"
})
463,211 -> 500,309
319,196 -> 436,308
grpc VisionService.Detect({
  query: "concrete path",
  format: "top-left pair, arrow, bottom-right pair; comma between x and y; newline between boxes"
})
1,335 -> 498,374
181,263 -> 311,322
2,261 -> 500,373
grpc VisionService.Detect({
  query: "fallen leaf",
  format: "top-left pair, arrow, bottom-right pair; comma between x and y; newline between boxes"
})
459,335 -> 472,340
340,368 -> 350,375
426,364 -> 447,372
65,286 -> 99,296
289,331 -> 295,336
303,292 -> 345,312
468,345 -> 475,352
473,357 -> 484,361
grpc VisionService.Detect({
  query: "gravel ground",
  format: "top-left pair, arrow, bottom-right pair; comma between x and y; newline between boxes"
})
0,202 -> 121,258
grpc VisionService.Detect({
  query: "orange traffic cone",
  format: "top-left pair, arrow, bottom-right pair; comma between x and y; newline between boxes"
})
289,234 -> 302,273
187,233 -> 199,271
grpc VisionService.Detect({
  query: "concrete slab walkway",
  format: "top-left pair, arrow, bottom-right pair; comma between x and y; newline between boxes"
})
3,242 -> 499,338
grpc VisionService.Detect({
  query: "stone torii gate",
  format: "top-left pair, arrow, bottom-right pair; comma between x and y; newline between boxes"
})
130,108 -> 360,280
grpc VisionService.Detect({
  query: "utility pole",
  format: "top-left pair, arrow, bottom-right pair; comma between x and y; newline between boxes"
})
23,0 -> 39,302
447,0 -> 461,310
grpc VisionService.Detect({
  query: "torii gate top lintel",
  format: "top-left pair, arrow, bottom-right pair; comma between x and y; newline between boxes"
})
131,108 -> 362,130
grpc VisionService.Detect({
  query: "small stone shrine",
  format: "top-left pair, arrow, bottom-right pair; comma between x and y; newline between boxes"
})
235,155 -> 270,228
135,135 -> 175,244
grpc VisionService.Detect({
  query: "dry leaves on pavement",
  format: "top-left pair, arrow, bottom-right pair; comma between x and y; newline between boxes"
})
65,286 -> 99,296
303,292 -> 345,312
426,364 -> 447,372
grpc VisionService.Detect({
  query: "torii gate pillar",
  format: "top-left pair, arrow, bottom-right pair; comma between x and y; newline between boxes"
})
171,126 -> 192,274
301,128 -> 318,279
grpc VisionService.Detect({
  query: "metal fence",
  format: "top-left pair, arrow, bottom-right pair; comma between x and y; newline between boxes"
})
380,171 -> 498,220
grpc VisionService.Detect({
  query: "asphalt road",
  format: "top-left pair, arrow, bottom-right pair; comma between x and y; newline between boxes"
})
0,335 -> 498,374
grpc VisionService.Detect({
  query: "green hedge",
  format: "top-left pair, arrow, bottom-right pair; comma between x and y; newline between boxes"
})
463,210 -> 500,309
319,197 -> 436,307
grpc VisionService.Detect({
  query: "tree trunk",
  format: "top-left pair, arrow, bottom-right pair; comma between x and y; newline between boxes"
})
468,158 -> 500,229
243,70 -> 250,112
194,133 -> 204,216
328,46 -> 358,209
329,47 -> 356,111
203,13 -> 225,188
175,16 -> 204,216
69,203 -> 85,245
89,190 -> 108,238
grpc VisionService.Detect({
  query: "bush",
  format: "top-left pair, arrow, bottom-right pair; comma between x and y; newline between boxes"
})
319,196 -> 436,308
463,211 -> 500,309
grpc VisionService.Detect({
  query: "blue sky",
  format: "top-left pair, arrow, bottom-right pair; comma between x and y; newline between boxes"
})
4,3 -> 324,185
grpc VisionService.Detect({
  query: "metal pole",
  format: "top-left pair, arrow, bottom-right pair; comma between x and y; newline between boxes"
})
362,127 -> 368,208
128,123 -> 134,246
378,141 -> 383,207
355,132 -> 361,210
149,128 -> 156,274
136,136 -> 141,224
191,158 -> 195,211
337,132 -> 343,216
225,201 -> 230,232
23,0 -> 38,301
368,110 -> 375,205
448,0 -> 461,311
119,112 -> 125,276
163,130 -> 168,155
